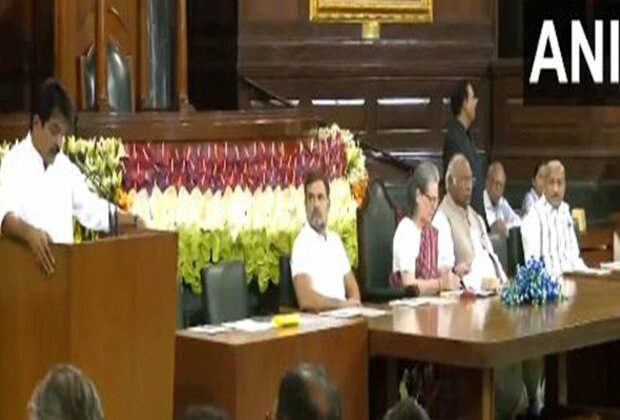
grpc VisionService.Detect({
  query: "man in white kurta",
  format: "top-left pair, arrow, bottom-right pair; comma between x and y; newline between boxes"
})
0,79 -> 142,275
0,132 -> 112,244
484,162 -> 520,236
521,160 -> 586,277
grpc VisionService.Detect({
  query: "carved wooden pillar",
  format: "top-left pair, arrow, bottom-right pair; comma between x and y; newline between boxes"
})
139,0 -> 149,110
95,0 -> 109,110
176,0 -> 191,111
54,0 -> 78,103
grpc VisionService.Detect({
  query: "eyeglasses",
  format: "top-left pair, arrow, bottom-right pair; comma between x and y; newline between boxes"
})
423,192 -> 439,204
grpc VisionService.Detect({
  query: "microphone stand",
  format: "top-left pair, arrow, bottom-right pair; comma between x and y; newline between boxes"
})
82,169 -> 119,239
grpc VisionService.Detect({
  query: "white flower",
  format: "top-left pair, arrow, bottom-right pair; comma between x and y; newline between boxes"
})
129,189 -> 151,226
227,186 -> 250,240
176,187 -> 192,227
203,190 -> 225,231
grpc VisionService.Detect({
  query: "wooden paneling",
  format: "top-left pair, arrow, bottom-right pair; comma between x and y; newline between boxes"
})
174,319 -> 368,420
490,59 -> 620,181
237,0 -> 496,155
0,110 -> 318,142
0,0 -> 53,112
0,232 -> 178,420
187,0 -> 238,110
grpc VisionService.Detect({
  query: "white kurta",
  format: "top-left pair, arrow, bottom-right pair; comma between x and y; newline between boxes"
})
521,196 -> 586,277
0,133 -> 112,243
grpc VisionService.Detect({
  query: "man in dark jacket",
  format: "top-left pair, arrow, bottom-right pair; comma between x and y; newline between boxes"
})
443,80 -> 486,221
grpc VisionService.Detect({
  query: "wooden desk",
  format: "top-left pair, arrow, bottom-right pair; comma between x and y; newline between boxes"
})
174,317 -> 368,420
367,278 -> 620,419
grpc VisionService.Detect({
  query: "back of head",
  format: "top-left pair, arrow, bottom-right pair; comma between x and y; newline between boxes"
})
383,398 -> 430,420
182,405 -> 230,420
29,364 -> 103,420
276,363 -> 341,420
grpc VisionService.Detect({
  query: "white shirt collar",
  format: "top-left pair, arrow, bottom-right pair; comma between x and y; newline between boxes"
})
540,195 -> 567,213
24,132 -> 46,169
302,222 -> 328,241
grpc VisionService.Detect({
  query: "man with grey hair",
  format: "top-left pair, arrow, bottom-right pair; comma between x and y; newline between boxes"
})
521,159 -> 587,277
432,154 -> 506,290
435,157 -> 545,419
484,161 -> 520,236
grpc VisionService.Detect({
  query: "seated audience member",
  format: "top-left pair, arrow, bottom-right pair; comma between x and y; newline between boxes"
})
484,161 -> 520,236
28,364 -> 103,420
383,398 -> 430,420
291,169 -> 361,312
182,405 -> 230,420
521,160 -> 587,277
432,154 -> 507,290
521,161 -> 548,216
434,156 -> 543,419
275,363 -> 341,420
392,161 -> 460,295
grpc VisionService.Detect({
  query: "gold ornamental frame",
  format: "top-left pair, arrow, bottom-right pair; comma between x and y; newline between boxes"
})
309,0 -> 433,23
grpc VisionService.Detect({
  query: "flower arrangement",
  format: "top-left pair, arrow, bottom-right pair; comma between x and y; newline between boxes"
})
63,137 -> 126,242
0,141 -> 15,162
318,124 -> 368,205
128,178 -> 358,293
501,257 -> 564,305
63,136 -> 126,201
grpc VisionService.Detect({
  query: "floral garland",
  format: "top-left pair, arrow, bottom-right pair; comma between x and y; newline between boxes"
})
125,123 -> 366,293
501,257 -> 564,305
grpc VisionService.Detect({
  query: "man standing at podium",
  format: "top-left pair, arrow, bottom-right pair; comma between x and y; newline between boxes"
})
0,79 -> 143,275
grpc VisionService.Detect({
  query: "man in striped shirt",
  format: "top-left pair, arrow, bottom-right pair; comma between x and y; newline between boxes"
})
521,160 -> 587,277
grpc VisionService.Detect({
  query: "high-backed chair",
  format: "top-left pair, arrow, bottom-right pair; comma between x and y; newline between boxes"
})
200,261 -> 250,324
507,226 -> 525,277
176,280 -> 185,329
278,256 -> 298,309
490,233 -> 509,274
357,181 -> 409,302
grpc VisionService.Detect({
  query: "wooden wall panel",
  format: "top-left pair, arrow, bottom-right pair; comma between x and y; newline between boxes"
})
237,0 -> 496,161
490,59 -> 620,181
0,0 -> 53,113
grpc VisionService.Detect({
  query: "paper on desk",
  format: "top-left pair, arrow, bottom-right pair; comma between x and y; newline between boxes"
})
188,325 -> 230,335
222,319 -> 273,333
600,261 -> 620,270
569,267 -> 611,276
319,307 -> 388,319
389,297 -> 455,308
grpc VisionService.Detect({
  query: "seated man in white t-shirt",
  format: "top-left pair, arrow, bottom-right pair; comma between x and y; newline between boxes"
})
290,169 -> 361,312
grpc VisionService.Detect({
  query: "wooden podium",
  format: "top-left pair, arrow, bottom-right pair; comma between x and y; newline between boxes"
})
0,231 -> 178,420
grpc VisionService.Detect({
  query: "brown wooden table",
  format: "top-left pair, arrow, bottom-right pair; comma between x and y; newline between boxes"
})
174,317 -> 368,420
367,278 -> 620,420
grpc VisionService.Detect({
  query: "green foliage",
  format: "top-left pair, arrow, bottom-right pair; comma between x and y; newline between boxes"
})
177,222 -> 356,294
